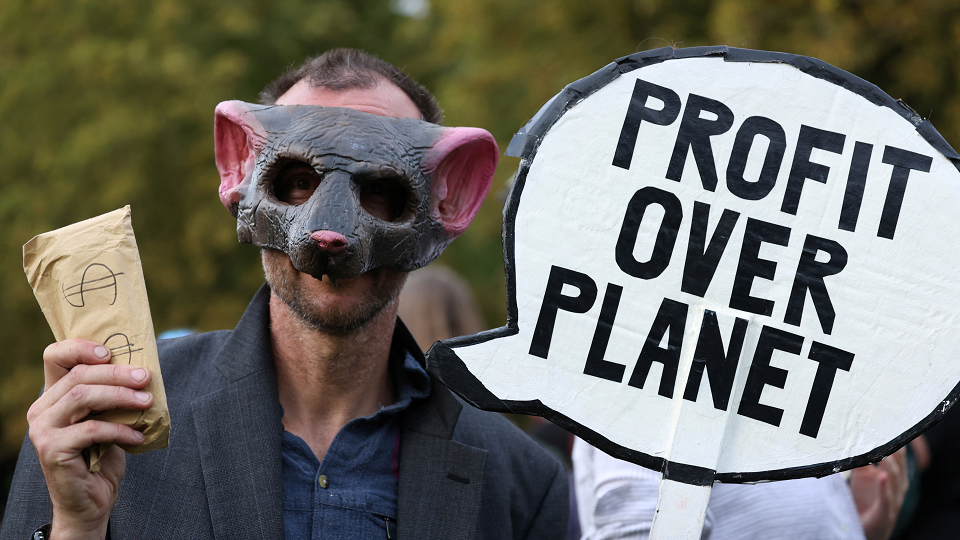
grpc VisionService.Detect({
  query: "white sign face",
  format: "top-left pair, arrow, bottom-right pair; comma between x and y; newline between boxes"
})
427,47 -> 960,483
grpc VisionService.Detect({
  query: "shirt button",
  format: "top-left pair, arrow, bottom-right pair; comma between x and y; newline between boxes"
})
318,475 -> 329,489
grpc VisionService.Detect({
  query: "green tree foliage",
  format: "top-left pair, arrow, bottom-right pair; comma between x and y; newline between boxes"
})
394,0 -> 960,336
3,0 -> 960,494
0,0 -> 413,472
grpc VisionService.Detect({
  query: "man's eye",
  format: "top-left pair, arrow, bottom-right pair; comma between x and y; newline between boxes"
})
274,162 -> 321,205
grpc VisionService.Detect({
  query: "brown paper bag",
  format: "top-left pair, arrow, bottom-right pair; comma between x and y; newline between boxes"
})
23,206 -> 170,472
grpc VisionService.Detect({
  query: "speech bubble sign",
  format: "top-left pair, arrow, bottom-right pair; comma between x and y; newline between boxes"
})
427,46 -> 960,485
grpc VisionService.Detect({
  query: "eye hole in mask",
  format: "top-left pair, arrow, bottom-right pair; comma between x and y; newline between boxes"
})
273,161 -> 322,205
357,174 -> 409,222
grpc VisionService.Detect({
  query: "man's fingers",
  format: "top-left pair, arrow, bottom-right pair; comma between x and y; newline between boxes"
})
851,450 -> 911,540
30,364 -> 150,419
43,339 -> 113,389
875,470 -> 890,499
879,448 -> 909,498
876,450 -> 906,483
909,436 -> 931,470
42,384 -> 153,428
36,420 -> 145,459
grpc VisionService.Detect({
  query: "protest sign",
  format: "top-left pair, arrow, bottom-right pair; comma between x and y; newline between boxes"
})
427,46 -> 960,537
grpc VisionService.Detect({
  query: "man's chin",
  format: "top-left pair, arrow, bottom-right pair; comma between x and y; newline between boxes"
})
261,249 -> 406,335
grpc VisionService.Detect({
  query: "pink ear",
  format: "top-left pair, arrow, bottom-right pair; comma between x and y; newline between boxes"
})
423,128 -> 499,237
214,101 -> 268,212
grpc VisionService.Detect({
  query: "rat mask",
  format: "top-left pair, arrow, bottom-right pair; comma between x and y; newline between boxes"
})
214,101 -> 498,281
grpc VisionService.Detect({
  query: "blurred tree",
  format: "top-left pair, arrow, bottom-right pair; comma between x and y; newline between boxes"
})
4,0 -> 960,515
392,0 -> 960,340
0,0 -> 412,497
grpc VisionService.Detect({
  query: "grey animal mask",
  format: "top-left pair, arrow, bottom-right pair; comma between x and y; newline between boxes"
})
214,101 -> 498,281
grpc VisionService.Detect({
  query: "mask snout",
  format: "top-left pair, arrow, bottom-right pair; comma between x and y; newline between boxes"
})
310,230 -> 349,258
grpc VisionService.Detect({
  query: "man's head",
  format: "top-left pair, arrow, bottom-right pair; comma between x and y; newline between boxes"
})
259,48 -> 443,124
213,49 -> 498,333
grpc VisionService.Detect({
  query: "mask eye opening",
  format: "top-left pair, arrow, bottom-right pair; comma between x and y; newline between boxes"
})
272,159 -> 322,205
356,173 -> 411,222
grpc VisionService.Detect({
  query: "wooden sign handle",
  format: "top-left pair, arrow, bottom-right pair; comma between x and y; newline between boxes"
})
649,478 -> 713,540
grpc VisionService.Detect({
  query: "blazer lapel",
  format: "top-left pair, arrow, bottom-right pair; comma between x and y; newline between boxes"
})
193,285 -> 285,540
396,321 -> 488,540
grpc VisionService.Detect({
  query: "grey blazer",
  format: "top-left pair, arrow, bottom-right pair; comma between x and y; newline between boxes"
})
1,285 -> 568,539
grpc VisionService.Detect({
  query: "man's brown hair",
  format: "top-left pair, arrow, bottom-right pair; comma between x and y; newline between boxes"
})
260,48 -> 443,124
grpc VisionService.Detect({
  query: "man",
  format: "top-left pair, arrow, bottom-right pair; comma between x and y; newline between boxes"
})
574,437 -> 908,540
1,49 -> 568,539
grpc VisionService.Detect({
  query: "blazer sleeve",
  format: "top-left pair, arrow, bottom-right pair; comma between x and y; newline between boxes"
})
0,434 -> 53,540
521,457 -> 570,540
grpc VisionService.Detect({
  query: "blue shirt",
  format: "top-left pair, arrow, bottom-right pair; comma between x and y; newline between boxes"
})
281,347 -> 431,539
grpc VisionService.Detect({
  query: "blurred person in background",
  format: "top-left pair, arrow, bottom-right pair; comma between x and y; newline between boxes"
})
574,438 -> 909,540
397,264 -> 485,350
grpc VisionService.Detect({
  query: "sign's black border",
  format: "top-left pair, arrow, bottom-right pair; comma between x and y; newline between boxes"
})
426,45 -> 960,485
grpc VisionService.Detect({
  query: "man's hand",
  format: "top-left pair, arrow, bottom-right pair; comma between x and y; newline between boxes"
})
850,448 -> 909,540
27,339 -> 153,540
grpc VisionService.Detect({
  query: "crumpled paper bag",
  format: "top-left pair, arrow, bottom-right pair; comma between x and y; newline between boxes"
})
23,206 -> 170,472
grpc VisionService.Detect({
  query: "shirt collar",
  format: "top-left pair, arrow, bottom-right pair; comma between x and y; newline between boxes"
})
381,340 -> 431,416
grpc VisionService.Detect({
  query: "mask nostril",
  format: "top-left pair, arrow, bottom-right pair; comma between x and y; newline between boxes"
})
310,230 -> 349,256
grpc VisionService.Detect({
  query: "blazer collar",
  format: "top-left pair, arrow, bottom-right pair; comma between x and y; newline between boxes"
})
213,283 -> 275,383
195,284 -> 284,539
392,318 -> 463,439
394,320 -> 487,540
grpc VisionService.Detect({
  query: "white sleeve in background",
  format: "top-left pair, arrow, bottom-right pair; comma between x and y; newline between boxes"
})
572,438 -> 865,540
572,438 -> 714,540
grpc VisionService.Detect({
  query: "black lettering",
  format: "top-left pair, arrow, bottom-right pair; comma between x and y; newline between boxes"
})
729,218 -> 791,316
683,311 -> 748,411
529,265 -> 597,359
800,341 -> 855,438
681,201 -> 740,298
616,187 -> 683,280
784,235 -> 848,334
628,298 -> 689,398
737,326 -> 804,427
781,125 -> 846,215
726,116 -> 787,201
666,94 -> 735,191
878,146 -> 933,239
838,142 -> 873,232
613,79 -> 683,170
583,284 -> 628,382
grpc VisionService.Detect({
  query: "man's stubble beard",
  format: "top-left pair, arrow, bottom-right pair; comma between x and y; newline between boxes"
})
261,249 -> 407,336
